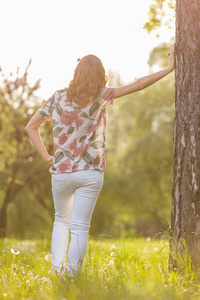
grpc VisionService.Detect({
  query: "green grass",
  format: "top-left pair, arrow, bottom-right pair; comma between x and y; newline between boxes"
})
1,237 -> 200,299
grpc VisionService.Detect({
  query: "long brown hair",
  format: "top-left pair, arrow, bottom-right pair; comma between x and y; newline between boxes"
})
66,55 -> 108,106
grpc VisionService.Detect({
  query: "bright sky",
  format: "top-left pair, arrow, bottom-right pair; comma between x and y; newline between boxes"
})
0,0 -> 174,99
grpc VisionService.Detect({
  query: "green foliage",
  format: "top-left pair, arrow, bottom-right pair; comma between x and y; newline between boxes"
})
144,0 -> 175,34
1,238 -> 200,299
0,62 -> 54,238
148,40 -> 175,69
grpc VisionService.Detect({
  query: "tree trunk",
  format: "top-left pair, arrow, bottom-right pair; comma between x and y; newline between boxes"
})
170,0 -> 200,270
0,202 -> 8,238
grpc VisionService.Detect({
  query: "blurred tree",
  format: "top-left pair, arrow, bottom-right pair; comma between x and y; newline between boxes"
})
144,0 -> 175,34
0,62 -> 54,238
148,40 -> 174,70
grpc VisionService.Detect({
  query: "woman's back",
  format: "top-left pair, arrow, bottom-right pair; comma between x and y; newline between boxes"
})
39,87 -> 115,173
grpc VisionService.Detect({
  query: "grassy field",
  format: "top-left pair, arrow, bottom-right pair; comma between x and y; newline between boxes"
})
1,237 -> 200,300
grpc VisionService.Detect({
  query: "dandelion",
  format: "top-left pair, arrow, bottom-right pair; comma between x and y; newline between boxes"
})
10,248 -> 20,279
26,280 -> 30,284
153,247 -> 158,252
111,252 -> 115,257
146,237 -> 151,242
110,260 -> 114,265
11,248 -> 20,255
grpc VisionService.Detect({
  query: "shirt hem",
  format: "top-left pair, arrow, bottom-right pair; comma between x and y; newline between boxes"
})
50,167 -> 105,174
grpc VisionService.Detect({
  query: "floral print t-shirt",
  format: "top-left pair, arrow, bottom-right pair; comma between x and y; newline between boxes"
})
39,87 -> 115,174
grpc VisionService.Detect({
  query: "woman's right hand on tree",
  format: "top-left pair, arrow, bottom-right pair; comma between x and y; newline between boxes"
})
168,43 -> 175,71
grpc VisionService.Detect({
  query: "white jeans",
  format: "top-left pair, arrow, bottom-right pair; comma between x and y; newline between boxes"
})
51,170 -> 104,276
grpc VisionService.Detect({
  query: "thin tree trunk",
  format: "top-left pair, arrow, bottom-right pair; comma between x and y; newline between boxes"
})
170,0 -> 200,270
0,168 -> 47,238
0,202 -> 7,238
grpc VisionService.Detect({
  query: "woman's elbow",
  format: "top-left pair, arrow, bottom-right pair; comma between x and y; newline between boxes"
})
25,125 -> 28,132
136,79 -> 144,91
25,124 -> 32,134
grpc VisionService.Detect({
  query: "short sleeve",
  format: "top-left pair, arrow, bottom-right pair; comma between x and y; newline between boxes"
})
100,87 -> 115,106
39,92 -> 56,120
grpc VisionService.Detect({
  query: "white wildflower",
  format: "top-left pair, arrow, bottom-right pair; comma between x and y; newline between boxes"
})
109,260 -> 114,265
11,248 -> 20,255
111,252 -> 115,257
146,237 -> 151,242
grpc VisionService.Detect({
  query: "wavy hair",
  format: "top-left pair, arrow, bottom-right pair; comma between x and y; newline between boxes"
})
66,55 -> 108,106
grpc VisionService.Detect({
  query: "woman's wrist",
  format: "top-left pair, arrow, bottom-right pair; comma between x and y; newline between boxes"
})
167,65 -> 174,73
44,155 -> 54,165
43,154 -> 53,162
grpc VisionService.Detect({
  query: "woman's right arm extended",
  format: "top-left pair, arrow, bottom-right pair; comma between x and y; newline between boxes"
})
114,44 -> 175,99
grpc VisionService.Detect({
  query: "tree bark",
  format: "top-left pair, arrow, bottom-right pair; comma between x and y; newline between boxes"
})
170,0 -> 200,270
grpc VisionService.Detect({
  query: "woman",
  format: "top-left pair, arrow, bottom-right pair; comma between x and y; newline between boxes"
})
25,44 -> 175,277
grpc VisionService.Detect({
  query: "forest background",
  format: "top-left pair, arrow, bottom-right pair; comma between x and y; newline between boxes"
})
0,0 -> 175,240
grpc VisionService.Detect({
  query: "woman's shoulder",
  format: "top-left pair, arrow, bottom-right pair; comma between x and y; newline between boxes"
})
97,87 -> 115,106
51,88 -> 67,102
57,88 -> 67,97
57,88 -> 67,94
100,87 -> 115,96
